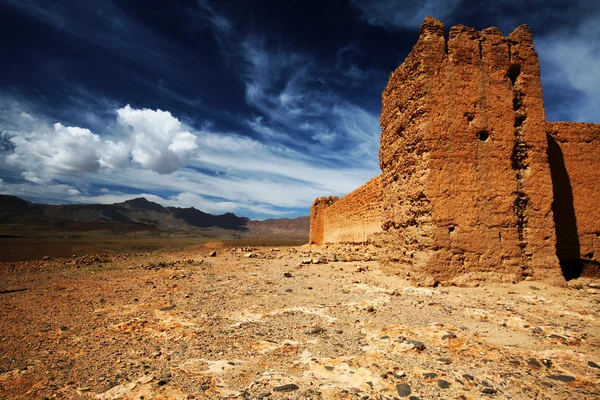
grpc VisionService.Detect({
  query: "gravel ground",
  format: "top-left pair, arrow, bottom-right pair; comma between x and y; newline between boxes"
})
0,243 -> 599,399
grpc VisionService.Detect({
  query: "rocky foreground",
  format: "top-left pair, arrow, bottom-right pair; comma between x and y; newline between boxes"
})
0,243 -> 599,399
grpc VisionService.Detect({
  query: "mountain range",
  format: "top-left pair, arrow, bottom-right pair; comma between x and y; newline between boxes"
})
0,195 -> 309,239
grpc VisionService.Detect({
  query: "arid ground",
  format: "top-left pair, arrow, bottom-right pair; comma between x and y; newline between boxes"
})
0,240 -> 599,399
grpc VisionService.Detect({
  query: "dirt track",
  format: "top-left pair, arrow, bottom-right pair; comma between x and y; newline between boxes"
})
0,243 -> 599,399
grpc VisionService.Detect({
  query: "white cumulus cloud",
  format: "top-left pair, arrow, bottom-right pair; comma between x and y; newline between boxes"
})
3,121 -> 129,183
116,104 -> 198,174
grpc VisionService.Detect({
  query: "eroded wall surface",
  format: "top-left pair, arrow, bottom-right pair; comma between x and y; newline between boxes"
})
309,196 -> 338,245
547,122 -> 600,273
379,17 -> 560,285
323,176 -> 383,243
309,177 -> 382,245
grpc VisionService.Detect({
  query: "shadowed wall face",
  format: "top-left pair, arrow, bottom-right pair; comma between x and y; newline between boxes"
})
547,122 -> 600,276
546,133 -> 581,279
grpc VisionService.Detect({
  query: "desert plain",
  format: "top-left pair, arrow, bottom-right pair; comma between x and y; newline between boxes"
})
0,237 -> 599,400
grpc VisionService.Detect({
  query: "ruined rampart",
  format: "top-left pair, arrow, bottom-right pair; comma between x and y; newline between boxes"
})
323,176 -> 382,243
309,176 -> 382,244
310,17 -> 600,286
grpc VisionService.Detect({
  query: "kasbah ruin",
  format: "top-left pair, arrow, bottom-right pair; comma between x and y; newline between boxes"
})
310,17 -> 600,287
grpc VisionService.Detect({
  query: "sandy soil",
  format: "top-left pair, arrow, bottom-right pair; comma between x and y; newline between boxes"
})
0,242 -> 598,399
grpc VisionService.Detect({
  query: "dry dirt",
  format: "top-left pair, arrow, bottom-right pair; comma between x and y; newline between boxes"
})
0,242 -> 599,399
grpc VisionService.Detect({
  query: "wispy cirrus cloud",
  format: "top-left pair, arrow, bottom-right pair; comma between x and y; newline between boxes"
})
350,0 -> 460,30
537,17 -> 600,123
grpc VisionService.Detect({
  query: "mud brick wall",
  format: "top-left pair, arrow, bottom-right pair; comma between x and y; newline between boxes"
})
379,17 -> 561,286
322,176 -> 383,243
309,177 -> 382,245
547,122 -> 600,273
309,196 -> 338,245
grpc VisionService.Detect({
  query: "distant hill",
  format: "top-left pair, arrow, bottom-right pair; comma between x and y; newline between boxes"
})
0,195 -> 309,239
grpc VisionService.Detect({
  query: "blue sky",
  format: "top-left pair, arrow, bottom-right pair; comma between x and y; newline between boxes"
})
0,0 -> 598,219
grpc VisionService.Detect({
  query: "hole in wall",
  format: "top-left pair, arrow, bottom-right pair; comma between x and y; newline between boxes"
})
513,92 -> 523,112
477,130 -> 489,141
514,114 -> 526,128
448,226 -> 455,233
507,63 -> 521,85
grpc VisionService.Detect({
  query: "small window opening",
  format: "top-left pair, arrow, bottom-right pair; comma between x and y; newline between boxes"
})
477,130 -> 489,141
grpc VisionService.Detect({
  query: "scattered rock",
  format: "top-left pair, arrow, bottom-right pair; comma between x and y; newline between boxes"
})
588,361 -> 600,369
437,379 -> 450,389
482,388 -> 497,395
546,375 -> 576,383
209,251 -> 217,257
407,339 -> 425,350
567,281 -> 583,290
283,272 -> 293,278
273,384 -> 299,392
395,383 -> 411,397
541,358 -> 552,368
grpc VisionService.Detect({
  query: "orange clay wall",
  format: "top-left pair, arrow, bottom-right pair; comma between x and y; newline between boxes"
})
546,122 -> 600,269
309,176 -> 382,244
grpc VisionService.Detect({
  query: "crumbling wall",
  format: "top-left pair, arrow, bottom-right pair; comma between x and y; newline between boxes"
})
309,196 -> 338,244
546,122 -> 600,276
309,177 -> 383,245
379,17 -> 561,286
323,176 -> 383,243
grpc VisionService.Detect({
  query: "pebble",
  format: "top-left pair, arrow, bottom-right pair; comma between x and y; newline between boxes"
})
306,327 -> 324,335
422,372 -> 437,379
437,379 -> 450,389
273,384 -> 299,392
541,358 -> 552,368
481,388 -> 497,395
283,272 -> 293,278
546,375 -> 576,382
395,383 -> 411,397
408,340 -> 425,350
